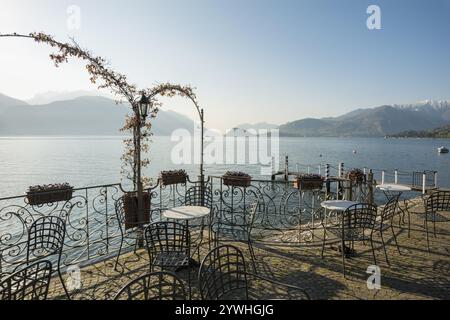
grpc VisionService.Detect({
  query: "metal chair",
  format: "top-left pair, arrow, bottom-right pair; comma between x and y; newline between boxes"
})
211,200 -> 259,273
321,203 -> 378,277
144,221 -> 193,298
422,191 -> 450,251
114,196 -> 147,272
0,260 -> 52,300
114,271 -> 187,300
26,216 -> 70,298
198,245 -> 310,300
377,195 -> 401,265
184,185 -> 213,255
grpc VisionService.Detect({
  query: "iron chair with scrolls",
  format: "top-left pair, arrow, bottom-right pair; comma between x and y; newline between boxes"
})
0,260 -> 53,300
114,271 -> 187,300
144,221 -> 195,299
198,245 -> 310,300
321,203 -> 378,277
25,216 -> 70,299
210,199 -> 260,274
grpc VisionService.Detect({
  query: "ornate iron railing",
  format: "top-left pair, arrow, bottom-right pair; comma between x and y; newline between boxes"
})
0,176 -> 376,273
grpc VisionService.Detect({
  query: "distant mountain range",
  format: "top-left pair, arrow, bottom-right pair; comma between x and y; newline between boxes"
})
0,93 -> 195,136
278,100 -> 450,137
2,93 -> 450,137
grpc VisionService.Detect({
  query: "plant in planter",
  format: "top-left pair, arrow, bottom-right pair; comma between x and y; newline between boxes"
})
223,171 -> 252,188
293,174 -> 324,191
347,168 -> 366,184
160,170 -> 188,186
27,183 -> 74,206
123,192 -> 151,230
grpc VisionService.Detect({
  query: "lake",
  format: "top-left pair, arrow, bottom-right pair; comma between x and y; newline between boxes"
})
1,136 -> 449,198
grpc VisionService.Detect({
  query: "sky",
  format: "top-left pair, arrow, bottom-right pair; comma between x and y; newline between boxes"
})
1,0 -> 450,131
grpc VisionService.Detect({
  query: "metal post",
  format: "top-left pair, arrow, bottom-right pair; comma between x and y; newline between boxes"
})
338,162 -> 344,178
434,171 -> 438,188
368,169 -> 374,204
382,171 -> 385,185
318,165 -> 321,176
136,114 -> 144,247
325,164 -> 330,199
422,172 -> 427,195
395,169 -> 398,184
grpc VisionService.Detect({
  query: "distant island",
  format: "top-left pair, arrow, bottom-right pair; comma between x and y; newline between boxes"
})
388,125 -> 450,139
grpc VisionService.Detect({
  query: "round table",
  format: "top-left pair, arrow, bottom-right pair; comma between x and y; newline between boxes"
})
162,206 -> 210,221
376,184 -> 412,225
321,200 -> 359,211
321,200 -> 359,256
162,206 -> 211,267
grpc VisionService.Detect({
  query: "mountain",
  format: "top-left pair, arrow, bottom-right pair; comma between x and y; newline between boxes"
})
389,125 -> 450,139
279,101 -> 450,137
0,93 -> 28,109
236,122 -> 279,131
26,90 -> 112,105
0,94 -> 195,136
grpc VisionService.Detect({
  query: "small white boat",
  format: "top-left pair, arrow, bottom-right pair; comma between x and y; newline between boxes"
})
438,146 -> 449,154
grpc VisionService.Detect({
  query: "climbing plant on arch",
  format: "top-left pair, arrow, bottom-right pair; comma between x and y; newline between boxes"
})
0,32 -> 200,189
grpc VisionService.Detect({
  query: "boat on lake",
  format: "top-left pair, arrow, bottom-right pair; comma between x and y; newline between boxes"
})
438,146 -> 449,154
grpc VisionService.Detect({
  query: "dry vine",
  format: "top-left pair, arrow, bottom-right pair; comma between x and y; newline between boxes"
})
0,32 -> 200,188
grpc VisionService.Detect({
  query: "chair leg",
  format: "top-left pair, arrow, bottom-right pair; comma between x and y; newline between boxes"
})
115,239 -> 124,272
391,225 -> 401,255
407,210 -> 411,238
247,240 -> 258,274
370,238 -> 377,266
57,260 -> 71,300
188,266 -> 192,300
321,228 -> 327,259
341,239 -> 346,278
380,231 -> 390,265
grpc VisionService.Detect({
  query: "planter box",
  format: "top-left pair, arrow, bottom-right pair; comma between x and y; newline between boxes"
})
123,192 -> 151,230
160,171 -> 187,186
293,179 -> 324,191
347,170 -> 366,184
26,188 -> 73,206
223,176 -> 252,188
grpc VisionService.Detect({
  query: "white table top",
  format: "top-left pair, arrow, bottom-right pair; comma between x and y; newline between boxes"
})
376,184 -> 412,192
321,200 -> 359,211
162,206 -> 210,221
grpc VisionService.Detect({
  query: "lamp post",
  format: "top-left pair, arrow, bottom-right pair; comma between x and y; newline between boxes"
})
135,93 -> 150,246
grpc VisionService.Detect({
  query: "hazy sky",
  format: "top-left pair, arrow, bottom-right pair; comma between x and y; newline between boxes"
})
1,0 -> 450,131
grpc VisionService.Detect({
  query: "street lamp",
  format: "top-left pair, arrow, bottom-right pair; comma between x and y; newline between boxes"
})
139,92 -> 150,121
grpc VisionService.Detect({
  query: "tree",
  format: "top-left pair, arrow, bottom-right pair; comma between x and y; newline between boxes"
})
0,32 -> 200,189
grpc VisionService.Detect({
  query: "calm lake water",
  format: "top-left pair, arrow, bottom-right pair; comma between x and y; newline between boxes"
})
1,136 -> 449,198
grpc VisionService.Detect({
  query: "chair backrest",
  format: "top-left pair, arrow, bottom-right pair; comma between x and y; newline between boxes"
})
215,198 -> 260,231
381,195 -> 400,223
185,185 -> 213,208
0,260 -> 52,300
115,197 -> 126,225
145,221 -> 190,256
198,245 -> 249,300
114,271 -> 186,300
27,216 -> 66,260
343,203 -> 378,232
425,191 -> 450,213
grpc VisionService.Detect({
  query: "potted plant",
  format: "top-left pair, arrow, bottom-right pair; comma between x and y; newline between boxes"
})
223,171 -> 252,188
293,174 -> 324,191
123,191 -> 151,230
160,170 -> 187,186
347,168 -> 366,184
26,183 -> 74,206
